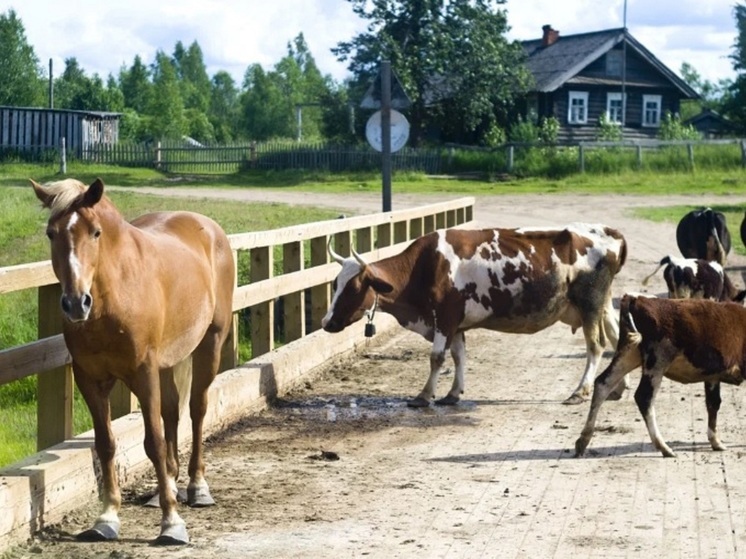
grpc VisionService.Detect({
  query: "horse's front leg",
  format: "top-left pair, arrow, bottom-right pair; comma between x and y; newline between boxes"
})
409,330 -> 449,408
73,371 -> 121,542
132,365 -> 188,545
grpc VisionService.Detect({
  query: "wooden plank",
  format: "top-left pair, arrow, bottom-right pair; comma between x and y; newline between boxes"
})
229,198 -> 476,250
0,335 -> 69,385
0,260 -> 57,294
36,284 -> 73,451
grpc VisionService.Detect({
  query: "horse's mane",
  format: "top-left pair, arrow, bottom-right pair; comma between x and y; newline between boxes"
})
38,179 -> 88,218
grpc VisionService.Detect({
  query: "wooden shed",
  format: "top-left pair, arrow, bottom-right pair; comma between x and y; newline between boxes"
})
0,106 -> 121,156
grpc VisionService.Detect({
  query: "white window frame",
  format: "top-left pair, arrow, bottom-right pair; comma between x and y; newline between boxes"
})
568,91 -> 589,124
642,94 -> 662,127
606,92 -> 625,125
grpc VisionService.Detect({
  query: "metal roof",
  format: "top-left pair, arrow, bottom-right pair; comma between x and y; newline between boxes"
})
521,28 -> 699,98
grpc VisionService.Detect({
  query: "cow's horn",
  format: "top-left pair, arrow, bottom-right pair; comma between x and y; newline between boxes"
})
351,247 -> 368,268
327,237 -> 346,265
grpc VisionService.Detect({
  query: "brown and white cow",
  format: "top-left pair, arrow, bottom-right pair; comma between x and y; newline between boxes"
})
575,294 -> 746,458
322,224 -> 627,407
641,255 -> 746,302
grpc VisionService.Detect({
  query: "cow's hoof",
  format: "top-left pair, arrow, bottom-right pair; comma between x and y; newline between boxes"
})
574,438 -> 589,457
407,397 -> 431,408
435,395 -> 460,406
187,485 -> 216,507
154,523 -> 189,546
563,393 -> 586,405
77,519 -> 120,541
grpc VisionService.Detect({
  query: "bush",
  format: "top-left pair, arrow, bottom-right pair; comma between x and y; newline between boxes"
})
658,112 -> 701,140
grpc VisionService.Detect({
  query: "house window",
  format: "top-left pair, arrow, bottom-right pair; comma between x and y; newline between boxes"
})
568,91 -> 588,124
606,50 -> 623,77
643,95 -> 662,127
606,92 -> 625,124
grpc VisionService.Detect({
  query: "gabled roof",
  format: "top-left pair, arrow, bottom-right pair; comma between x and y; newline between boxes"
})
521,27 -> 699,98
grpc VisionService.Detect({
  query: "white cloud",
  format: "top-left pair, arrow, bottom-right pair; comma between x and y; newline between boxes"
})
11,0 -> 740,89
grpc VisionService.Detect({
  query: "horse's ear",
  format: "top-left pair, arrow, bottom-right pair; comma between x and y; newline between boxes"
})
83,178 -> 105,207
30,179 -> 52,208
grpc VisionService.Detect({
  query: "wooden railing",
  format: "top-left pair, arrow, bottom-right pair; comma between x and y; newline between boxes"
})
0,197 -> 475,455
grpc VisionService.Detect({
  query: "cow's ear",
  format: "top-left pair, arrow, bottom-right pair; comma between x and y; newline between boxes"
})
370,277 -> 394,294
363,266 -> 394,294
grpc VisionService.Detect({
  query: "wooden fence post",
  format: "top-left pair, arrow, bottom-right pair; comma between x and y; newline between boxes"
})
741,140 -> 746,168
282,240 -> 305,343
37,284 -> 73,450
579,144 -> 585,173
506,145 -> 514,173
154,141 -> 162,170
636,145 -> 642,170
309,236 -> 330,333
250,246 -> 273,357
687,143 -> 694,170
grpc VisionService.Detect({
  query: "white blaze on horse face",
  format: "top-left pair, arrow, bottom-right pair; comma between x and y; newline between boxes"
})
321,258 -> 364,328
64,212 -> 84,285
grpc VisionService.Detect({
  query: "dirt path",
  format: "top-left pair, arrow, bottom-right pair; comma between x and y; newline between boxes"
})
12,189 -> 746,559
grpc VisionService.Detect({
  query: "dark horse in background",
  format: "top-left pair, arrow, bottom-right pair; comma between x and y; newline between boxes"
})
32,178 -> 235,545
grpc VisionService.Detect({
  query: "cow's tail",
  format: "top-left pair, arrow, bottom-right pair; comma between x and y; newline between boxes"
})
710,224 -> 727,266
619,293 -> 644,347
641,255 -> 672,286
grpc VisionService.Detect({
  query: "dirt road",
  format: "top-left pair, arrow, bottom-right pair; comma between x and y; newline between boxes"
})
12,188 -> 746,559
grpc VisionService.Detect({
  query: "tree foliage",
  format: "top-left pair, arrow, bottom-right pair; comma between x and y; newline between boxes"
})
724,3 -> 746,133
148,51 -> 186,140
0,9 -> 45,106
240,33 -> 337,141
333,0 -> 532,146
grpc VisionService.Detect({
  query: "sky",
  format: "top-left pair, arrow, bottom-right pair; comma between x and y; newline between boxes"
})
9,0 -> 740,89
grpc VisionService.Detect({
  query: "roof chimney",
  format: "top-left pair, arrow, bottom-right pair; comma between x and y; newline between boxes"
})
542,24 -> 559,47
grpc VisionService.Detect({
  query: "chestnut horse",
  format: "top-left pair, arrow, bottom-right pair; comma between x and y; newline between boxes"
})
32,178 -> 235,545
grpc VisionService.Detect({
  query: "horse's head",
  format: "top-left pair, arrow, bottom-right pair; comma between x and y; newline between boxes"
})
31,178 -> 106,322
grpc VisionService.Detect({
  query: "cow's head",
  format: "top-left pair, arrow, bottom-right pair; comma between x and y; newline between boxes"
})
321,240 -> 393,333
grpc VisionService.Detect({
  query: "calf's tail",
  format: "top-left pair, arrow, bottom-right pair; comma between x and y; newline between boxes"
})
641,256 -> 672,286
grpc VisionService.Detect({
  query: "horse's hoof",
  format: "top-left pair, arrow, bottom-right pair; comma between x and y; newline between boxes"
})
407,397 -> 431,408
144,493 -> 160,508
435,395 -> 460,406
187,485 -> 216,508
154,523 -> 189,545
76,520 -> 120,541
563,394 -> 586,405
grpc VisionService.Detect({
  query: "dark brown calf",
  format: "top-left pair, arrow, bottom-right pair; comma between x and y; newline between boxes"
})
575,295 -> 746,458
